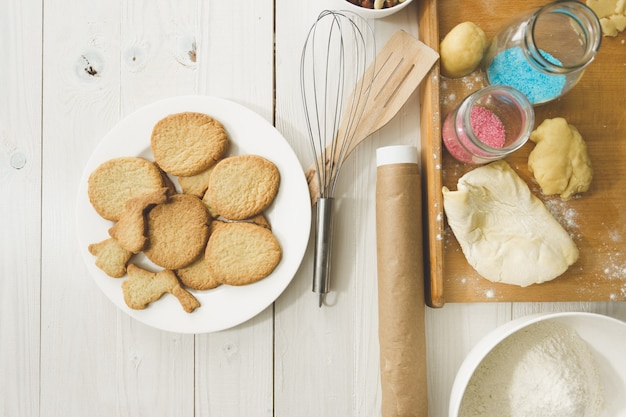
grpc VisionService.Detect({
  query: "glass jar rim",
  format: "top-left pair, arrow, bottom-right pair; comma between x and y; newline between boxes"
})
524,0 -> 602,74
458,85 -> 535,155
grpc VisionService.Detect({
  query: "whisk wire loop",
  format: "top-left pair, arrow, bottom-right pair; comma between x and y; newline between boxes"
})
300,10 -> 375,199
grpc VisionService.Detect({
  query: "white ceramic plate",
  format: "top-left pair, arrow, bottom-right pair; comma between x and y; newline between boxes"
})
76,96 -> 311,334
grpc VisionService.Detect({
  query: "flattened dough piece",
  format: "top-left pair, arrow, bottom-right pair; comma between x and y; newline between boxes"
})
442,161 -> 579,286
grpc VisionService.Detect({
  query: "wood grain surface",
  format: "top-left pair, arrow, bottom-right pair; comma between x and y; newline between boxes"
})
433,0 -> 626,304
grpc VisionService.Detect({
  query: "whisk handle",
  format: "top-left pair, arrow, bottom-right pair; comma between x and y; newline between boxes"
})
313,197 -> 334,306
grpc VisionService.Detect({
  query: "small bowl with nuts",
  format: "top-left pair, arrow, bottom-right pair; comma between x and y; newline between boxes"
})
340,0 -> 414,19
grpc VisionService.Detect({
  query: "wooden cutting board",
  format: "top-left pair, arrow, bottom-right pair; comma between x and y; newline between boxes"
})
419,0 -> 626,306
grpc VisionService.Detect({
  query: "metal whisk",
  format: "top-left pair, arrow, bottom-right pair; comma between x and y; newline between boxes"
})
300,10 -> 375,307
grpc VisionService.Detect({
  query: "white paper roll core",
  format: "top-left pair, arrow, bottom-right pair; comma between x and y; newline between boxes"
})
376,145 -> 418,166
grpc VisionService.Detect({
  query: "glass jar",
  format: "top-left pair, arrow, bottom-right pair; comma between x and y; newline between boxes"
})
482,0 -> 602,105
442,85 -> 535,164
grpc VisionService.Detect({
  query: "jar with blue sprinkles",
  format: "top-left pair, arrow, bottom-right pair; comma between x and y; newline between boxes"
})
481,0 -> 602,106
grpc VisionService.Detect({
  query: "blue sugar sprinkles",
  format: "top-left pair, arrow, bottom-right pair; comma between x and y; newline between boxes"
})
487,46 -> 566,104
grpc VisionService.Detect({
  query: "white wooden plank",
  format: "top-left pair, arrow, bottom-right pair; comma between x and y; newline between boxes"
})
112,1 -> 202,411
40,1 -> 204,415
40,0 -> 131,414
275,1 -> 425,416
512,301 -> 626,319
195,310 -> 274,417
0,0 -> 42,416
274,1 -> 367,415
426,303 -> 511,417
195,0 -> 274,121
192,1 -> 275,416
119,0 -> 200,109
114,322 -> 195,417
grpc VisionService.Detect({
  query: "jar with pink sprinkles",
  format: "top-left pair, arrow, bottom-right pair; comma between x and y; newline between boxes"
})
442,85 -> 535,164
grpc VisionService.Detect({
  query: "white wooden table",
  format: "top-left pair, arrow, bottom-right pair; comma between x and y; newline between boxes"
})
2,0 -> 625,416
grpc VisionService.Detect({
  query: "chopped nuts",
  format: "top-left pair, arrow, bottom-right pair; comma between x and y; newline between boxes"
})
349,0 -> 403,9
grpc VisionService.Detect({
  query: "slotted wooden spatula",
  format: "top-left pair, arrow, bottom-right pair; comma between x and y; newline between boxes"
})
306,29 -> 439,204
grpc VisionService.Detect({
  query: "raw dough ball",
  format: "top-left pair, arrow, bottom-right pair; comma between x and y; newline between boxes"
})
528,118 -> 593,201
442,160 -> 579,287
440,22 -> 487,78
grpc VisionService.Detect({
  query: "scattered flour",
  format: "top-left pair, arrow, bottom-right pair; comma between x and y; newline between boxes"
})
440,71 -> 486,112
459,321 -> 604,417
596,241 -> 626,281
544,198 -> 580,236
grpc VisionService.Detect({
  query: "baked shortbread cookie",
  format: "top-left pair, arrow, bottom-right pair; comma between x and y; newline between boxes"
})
122,264 -> 200,313
144,194 -> 211,269
176,256 -> 221,291
151,112 -> 228,177
88,238 -> 133,278
249,213 -> 271,230
178,165 -> 216,198
108,187 -> 169,253
205,222 -> 282,286
159,167 -> 178,194
201,185 -> 220,218
88,157 -> 165,221
206,155 -> 280,220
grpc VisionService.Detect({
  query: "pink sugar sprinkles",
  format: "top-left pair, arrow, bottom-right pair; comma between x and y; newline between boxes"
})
442,101 -> 512,164
470,106 -> 505,148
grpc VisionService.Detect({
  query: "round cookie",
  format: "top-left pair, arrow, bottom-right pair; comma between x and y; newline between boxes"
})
206,155 -> 280,220
205,222 -> 282,286
144,194 -> 211,269
88,157 -> 165,221
151,112 -> 228,177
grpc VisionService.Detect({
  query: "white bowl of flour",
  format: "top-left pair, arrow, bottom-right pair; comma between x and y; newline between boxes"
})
449,312 -> 626,417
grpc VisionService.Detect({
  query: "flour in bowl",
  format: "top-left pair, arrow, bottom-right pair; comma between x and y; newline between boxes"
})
459,321 -> 604,417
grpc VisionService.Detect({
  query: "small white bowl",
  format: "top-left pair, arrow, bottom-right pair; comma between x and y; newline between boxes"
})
337,0 -> 414,19
449,312 -> 626,417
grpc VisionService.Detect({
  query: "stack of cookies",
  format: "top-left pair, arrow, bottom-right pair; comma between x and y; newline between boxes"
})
87,112 -> 282,313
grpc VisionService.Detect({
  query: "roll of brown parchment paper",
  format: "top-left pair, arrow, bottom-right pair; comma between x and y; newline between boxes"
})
375,145 -> 427,417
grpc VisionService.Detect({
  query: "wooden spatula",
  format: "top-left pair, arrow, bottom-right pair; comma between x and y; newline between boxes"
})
306,29 -> 439,204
